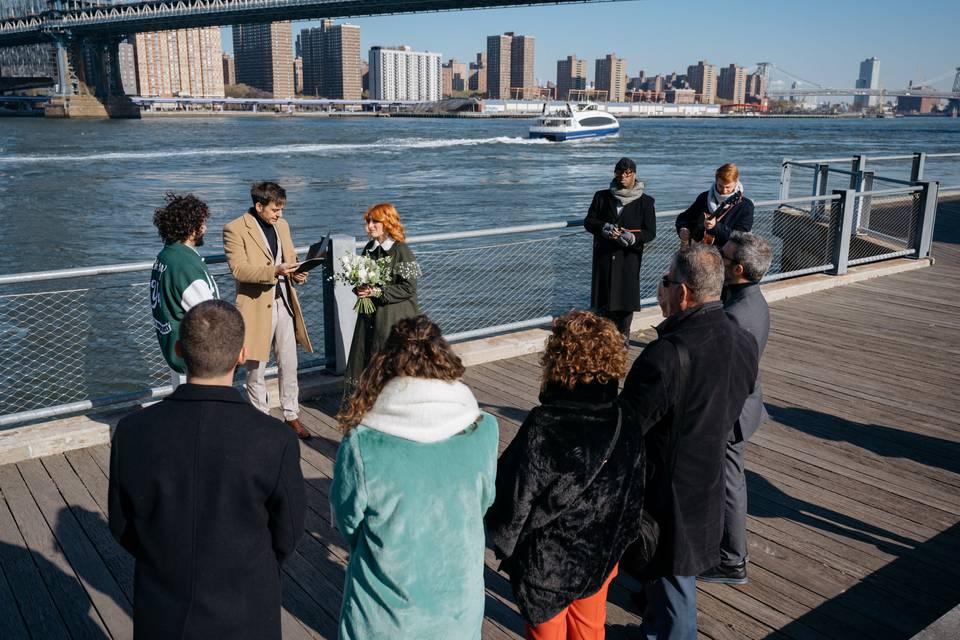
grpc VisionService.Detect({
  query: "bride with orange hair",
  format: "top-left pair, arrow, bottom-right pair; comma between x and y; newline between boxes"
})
343,203 -> 421,394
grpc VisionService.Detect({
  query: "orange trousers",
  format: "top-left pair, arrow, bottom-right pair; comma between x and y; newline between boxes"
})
524,564 -> 619,640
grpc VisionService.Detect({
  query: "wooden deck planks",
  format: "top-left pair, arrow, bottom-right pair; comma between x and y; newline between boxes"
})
0,205 -> 957,639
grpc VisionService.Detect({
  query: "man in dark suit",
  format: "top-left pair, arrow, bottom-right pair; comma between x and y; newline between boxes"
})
619,244 -> 759,639
584,157 -> 657,337
698,232 -> 773,585
108,300 -> 306,640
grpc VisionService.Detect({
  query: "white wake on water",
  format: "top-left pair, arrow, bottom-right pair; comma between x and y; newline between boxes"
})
0,135 -> 553,164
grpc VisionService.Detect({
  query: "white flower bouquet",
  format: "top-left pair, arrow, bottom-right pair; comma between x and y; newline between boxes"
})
332,254 -> 421,315
332,254 -> 392,315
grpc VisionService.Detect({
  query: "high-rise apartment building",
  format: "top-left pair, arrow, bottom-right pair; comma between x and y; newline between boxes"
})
469,52 -> 486,94
854,57 -> 880,109
687,60 -> 717,103
135,27 -> 224,98
441,58 -> 468,96
485,32 -> 534,98
222,53 -> 235,86
717,63 -> 747,104
300,20 -> 362,100
368,45 -> 442,102
595,53 -> 627,102
510,33 -> 535,96
556,55 -> 587,100
233,22 -> 294,99
486,34 -> 511,99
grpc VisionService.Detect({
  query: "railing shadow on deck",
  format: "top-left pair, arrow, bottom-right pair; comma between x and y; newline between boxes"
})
766,521 -> 960,640
767,405 -> 960,476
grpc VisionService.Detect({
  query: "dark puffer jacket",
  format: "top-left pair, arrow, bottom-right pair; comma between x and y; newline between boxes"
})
485,380 -> 647,625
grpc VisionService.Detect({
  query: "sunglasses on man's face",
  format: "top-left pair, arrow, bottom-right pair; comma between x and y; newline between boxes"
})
661,275 -> 682,288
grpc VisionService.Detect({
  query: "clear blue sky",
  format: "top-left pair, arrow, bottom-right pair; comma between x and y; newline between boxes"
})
221,0 -> 959,90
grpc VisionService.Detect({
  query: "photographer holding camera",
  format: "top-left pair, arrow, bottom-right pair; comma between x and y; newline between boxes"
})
676,163 -> 755,247
584,157 -> 658,338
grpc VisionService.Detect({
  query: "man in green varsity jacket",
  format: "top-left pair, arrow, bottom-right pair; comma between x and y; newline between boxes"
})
150,194 -> 220,383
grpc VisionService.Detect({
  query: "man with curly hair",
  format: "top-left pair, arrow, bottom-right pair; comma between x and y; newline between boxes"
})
150,193 -> 219,386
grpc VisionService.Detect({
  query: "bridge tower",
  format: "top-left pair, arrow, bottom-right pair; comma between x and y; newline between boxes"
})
45,33 -> 140,118
950,67 -> 960,115
947,67 -> 960,116
754,62 -> 773,101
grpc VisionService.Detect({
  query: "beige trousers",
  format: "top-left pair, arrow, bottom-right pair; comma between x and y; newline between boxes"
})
245,300 -> 299,420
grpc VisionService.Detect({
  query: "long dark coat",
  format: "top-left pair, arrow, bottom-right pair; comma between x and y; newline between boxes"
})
584,190 -> 657,312
344,240 -> 419,389
485,380 -> 647,625
108,384 -> 306,640
723,282 -> 770,442
675,191 -> 754,247
618,302 -> 758,579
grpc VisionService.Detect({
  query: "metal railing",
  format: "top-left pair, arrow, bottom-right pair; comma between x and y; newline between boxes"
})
780,152 -> 960,204
0,180 -> 945,429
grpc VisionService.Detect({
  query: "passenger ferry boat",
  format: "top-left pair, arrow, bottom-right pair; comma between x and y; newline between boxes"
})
528,102 -> 620,141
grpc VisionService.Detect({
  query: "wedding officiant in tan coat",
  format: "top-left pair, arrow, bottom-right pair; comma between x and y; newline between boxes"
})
224,181 -> 313,439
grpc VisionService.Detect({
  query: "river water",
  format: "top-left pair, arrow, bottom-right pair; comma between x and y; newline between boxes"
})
2,115 -> 960,274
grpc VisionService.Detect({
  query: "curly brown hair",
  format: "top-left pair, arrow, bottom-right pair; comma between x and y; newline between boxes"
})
541,310 -> 627,390
153,193 -> 210,245
364,203 -> 406,242
337,315 -> 465,432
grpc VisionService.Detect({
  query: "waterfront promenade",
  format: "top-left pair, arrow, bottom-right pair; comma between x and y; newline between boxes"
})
0,203 -> 957,638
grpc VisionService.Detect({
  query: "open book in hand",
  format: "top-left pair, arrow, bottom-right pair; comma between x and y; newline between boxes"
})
294,235 -> 330,274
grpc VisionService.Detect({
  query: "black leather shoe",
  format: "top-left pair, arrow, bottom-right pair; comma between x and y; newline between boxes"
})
697,562 -> 747,585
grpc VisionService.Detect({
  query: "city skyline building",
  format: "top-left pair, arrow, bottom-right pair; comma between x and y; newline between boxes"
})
134,27 -> 224,98
299,19 -> 362,100
485,33 -> 511,99
117,41 -> 137,95
469,52 -> 486,94
595,53 -> 626,102
510,33 -> 535,95
746,71 -> 766,103
222,53 -> 235,86
293,56 -> 303,95
441,58 -> 468,96
854,56 -> 880,110
485,32 -> 534,99
717,63 -> 747,104
687,59 -> 717,103
232,22 -> 294,98
368,45 -> 442,101
556,55 -> 587,101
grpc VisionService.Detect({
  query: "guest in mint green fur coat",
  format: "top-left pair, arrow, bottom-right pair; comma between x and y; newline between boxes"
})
331,315 -> 499,640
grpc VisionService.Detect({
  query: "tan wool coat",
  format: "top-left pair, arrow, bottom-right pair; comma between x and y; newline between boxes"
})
223,213 -> 313,362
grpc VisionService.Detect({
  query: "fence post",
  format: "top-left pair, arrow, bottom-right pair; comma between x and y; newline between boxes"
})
779,159 -> 792,201
849,155 -> 865,189
911,152 -> 926,182
830,189 -> 856,275
322,234 -> 357,374
812,163 -> 829,202
854,170 -> 874,232
912,180 -> 939,259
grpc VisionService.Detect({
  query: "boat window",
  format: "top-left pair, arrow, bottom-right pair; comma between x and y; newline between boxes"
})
580,116 -> 616,126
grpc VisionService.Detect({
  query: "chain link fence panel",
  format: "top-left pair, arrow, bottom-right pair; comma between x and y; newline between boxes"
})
0,262 -> 327,419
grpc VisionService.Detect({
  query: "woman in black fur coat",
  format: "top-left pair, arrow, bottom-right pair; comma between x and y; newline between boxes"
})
485,310 -> 648,639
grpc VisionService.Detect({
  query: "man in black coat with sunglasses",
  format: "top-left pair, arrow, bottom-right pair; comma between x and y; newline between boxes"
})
584,157 -> 657,337
619,244 -> 758,639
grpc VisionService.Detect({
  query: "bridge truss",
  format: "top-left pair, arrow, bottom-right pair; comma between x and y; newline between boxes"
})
2,0 -> 611,47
